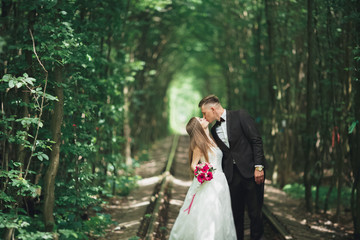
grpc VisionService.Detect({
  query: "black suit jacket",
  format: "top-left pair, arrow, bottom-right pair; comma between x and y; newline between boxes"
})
211,109 -> 265,183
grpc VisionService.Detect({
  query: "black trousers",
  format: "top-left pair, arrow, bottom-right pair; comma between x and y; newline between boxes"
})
229,166 -> 264,240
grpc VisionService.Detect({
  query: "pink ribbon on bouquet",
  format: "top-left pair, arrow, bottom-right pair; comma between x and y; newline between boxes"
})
183,193 -> 196,214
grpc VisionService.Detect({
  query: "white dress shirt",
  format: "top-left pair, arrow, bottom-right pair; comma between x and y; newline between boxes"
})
216,109 -> 229,148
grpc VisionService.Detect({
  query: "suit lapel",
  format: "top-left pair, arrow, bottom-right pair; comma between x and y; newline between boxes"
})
226,110 -> 231,144
211,123 -> 230,151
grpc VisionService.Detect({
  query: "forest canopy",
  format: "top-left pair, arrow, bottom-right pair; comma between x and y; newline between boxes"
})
0,0 -> 359,239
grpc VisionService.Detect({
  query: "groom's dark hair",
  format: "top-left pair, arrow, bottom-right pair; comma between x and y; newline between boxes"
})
198,94 -> 220,108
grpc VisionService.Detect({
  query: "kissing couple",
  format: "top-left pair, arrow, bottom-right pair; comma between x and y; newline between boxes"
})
170,94 -> 266,240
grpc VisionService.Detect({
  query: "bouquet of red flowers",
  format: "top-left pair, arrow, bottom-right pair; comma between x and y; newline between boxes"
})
194,162 -> 215,184
183,162 -> 216,214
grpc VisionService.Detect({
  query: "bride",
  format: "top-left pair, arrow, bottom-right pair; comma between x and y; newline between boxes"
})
169,117 -> 237,240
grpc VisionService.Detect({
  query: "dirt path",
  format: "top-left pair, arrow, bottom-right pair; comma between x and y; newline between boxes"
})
264,184 -> 353,239
99,136 -> 173,240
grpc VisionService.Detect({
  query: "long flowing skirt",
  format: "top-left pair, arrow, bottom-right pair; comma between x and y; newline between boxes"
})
169,171 -> 237,240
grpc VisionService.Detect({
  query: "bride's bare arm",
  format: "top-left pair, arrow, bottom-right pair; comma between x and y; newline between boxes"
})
190,147 -> 202,173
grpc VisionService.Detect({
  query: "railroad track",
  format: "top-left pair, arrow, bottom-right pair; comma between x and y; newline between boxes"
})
136,135 -> 179,239
135,135 -> 294,240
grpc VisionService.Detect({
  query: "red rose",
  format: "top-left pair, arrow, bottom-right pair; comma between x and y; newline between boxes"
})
206,172 -> 213,181
202,164 -> 209,172
197,173 -> 206,184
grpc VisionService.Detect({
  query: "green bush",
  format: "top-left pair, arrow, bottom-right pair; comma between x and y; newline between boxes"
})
283,183 -> 352,209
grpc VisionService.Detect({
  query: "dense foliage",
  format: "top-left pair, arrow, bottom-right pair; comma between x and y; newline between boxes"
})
0,0 -> 359,239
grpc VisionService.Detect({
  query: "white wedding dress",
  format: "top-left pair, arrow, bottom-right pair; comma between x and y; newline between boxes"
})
169,145 -> 237,240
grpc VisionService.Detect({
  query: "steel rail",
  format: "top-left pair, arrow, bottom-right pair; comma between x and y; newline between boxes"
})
262,204 -> 294,240
144,135 -> 179,240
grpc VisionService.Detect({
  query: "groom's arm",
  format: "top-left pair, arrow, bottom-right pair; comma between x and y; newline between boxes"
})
238,110 -> 265,167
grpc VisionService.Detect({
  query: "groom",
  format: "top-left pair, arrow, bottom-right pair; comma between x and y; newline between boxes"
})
199,95 -> 266,240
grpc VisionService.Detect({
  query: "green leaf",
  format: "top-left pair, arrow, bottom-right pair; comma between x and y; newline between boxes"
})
42,154 -> 49,161
24,77 -> 36,85
2,74 -> 11,82
44,93 -> 58,101
349,120 -> 359,134
13,162 -> 22,167
9,80 -> 15,88
59,229 -> 79,238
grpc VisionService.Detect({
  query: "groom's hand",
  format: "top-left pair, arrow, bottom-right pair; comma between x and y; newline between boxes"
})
254,170 -> 264,185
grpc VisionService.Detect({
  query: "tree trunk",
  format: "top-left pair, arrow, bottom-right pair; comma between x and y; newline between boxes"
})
3,229 -> 14,240
314,143 -> 324,213
304,0 -> 314,213
350,3 -> 360,235
335,140 -> 343,222
324,173 -> 335,214
264,0 -> 275,108
112,162 -> 118,195
124,85 -> 132,167
43,64 -> 64,234
20,7 -> 35,175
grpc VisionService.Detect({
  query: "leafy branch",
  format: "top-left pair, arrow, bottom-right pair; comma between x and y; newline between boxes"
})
24,29 -> 49,180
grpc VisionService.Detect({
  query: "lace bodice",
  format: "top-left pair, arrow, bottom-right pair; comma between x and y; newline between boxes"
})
202,146 -> 223,172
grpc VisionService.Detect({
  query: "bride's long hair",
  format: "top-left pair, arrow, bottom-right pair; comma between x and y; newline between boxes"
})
186,117 -> 215,171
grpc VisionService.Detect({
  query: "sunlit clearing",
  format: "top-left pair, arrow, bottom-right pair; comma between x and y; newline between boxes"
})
168,75 -> 201,134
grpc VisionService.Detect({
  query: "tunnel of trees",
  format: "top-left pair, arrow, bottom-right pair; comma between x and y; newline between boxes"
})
0,0 -> 359,239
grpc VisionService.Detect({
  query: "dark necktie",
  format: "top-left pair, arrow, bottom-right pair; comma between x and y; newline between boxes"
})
217,117 -> 225,126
